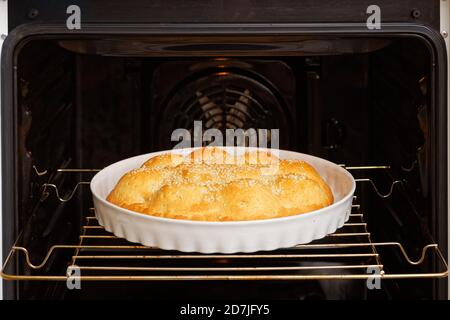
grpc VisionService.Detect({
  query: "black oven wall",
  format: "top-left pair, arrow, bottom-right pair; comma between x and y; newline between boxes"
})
9,40 -> 79,299
367,39 -> 440,298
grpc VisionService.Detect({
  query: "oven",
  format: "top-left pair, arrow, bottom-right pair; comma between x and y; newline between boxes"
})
1,0 -> 449,300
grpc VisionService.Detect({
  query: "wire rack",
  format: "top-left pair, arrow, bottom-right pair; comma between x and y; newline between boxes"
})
1,207 -> 447,281
1,166 -> 448,281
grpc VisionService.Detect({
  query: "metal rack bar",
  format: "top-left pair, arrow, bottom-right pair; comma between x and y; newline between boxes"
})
342,165 -> 391,170
40,182 -> 90,202
57,169 -> 101,173
77,265 -> 383,271
354,179 -> 403,198
35,164 -> 403,203
46,165 -> 393,174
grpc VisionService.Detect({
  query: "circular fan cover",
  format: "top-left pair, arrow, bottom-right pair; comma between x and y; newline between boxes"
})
158,71 -> 290,149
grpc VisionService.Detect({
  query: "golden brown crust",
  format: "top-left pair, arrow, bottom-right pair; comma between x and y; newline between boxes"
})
107,148 -> 334,221
185,147 -> 235,165
141,153 -> 184,168
278,160 -> 334,204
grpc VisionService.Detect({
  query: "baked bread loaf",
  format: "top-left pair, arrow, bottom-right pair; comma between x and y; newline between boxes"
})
107,148 -> 334,221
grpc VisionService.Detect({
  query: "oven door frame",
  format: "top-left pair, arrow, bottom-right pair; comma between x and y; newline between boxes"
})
1,22 -> 448,299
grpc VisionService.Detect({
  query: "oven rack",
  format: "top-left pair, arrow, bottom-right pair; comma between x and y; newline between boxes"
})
34,165 -> 404,203
2,204 -> 447,281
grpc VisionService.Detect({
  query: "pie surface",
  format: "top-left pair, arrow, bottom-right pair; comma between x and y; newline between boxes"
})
107,148 -> 334,221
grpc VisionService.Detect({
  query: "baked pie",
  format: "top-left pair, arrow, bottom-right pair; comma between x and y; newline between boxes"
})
107,148 -> 334,221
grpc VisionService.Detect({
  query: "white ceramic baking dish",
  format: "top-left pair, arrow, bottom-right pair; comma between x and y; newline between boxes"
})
90,147 -> 355,253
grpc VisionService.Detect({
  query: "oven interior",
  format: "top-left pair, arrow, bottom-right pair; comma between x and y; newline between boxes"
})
2,34 -> 448,299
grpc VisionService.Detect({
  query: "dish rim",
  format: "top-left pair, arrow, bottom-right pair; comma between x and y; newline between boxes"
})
90,147 -> 356,226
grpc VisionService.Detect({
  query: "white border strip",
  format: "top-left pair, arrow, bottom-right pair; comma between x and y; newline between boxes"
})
0,0 -> 7,301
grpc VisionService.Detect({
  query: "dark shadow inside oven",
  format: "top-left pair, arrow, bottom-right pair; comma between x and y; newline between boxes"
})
4,34 -> 447,299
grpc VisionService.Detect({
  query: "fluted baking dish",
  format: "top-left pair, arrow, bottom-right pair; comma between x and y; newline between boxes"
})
90,147 -> 355,253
